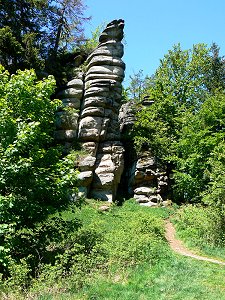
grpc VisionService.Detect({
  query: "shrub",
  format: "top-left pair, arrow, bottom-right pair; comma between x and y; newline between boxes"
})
173,204 -> 225,248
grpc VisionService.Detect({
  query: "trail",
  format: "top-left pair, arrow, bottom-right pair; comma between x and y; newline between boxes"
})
165,220 -> 225,266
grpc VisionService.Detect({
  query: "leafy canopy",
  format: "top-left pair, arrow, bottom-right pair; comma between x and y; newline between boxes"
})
0,0 -> 90,74
132,43 -> 225,206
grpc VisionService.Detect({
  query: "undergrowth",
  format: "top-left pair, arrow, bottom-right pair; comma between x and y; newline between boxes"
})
172,204 -> 225,260
1,200 -> 225,300
0,199 -> 168,299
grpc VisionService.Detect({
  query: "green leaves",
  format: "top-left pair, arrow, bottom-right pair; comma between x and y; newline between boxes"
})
173,93 -> 225,203
132,43 -> 225,205
0,65 -> 81,283
0,0 -> 89,76
0,66 -> 78,224
148,43 -> 211,108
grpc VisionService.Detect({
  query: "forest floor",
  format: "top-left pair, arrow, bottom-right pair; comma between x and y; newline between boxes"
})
165,219 -> 225,266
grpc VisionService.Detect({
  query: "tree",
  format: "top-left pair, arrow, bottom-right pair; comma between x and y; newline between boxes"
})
132,43 -> 225,204
0,66 -> 78,227
127,70 -> 147,102
79,23 -> 105,55
0,65 -> 82,281
48,0 -> 90,56
205,43 -> 225,93
133,43 -> 225,155
202,141 -> 225,211
173,92 -> 225,203
0,0 -> 89,74
146,43 -> 214,109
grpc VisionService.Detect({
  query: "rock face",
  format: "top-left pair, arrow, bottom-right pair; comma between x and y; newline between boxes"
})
54,20 -> 170,204
132,151 -> 168,207
76,19 -> 125,201
55,73 -> 84,152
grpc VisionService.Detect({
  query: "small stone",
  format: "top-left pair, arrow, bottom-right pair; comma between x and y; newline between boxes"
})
77,171 -> 93,186
134,187 -> 156,196
139,202 -> 158,207
134,194 -> 150,203
98,205 -> 111,212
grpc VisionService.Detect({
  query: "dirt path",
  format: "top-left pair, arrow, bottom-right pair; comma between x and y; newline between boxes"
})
165,220 -> 225,266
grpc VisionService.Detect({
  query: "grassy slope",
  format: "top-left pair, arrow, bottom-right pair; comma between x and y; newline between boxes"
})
3,200 -> 224,299
171,205 -> 225,262
76,258 -> 225,300
32,201 -> 225,300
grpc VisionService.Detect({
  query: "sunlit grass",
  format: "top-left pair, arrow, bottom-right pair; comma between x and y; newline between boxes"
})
2,200 -> 225,300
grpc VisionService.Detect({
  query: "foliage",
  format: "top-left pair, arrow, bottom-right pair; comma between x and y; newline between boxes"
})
133,94 -> 180,157
132,44 -> 214,156
3,201 -> 225,300
1,210 -> 106,295
0,66 -> 79,280
0,0 -> 89,75
126,70 -> 148,102
173,92 -> 225,203
79,23 -> 105,55
132,43 -> 225,204
205,43 -> 225,93
202,142 -> 225,210
173,204 -> 225,255
146,43 -> 213,108
102,200 -> 167,267
0,200 -> 168,297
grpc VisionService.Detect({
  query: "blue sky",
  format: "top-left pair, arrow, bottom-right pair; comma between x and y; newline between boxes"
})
84,0 -> 225,86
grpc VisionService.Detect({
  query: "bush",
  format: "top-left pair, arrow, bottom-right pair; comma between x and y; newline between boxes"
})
0,66 -> 80,283
0,200 -> 170,298
173,204 -> 225,248
1,210 -> 107,293
101,200 -> 168,267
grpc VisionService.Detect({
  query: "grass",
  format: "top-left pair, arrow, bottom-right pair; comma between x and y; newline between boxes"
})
76,257 -> 225,300
2,200 -> 225,299
35,254 -> 225,300
172,204 -> 225,261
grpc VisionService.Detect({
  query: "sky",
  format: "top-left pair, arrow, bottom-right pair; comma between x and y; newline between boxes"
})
84,0 -> 225,86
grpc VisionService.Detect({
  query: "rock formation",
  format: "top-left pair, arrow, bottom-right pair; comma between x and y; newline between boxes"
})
77,19 -> 125,202
54,20 -> 125,202
55,73 -> 84,152
55,20 -> 170,204
119,100 -> 169,206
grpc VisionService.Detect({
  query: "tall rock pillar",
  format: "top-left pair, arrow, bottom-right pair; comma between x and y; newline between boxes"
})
78,19 -> 125,202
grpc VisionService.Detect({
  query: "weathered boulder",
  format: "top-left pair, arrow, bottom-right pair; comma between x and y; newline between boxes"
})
77,171 -> 93,186
55,111 -> 79,130
54,73 -> 84,148
78,116 -> 110,142
78,156 -> 96,172
119,101 -> 136,132
134,187 -> 156,196
132,151 -> 168,206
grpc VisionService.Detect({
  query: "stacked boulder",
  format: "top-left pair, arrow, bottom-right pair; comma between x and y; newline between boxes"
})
55,74 -> 84,151
133,151 -> 168,207
54,20 -> 170,204
77,19 -> 126,201
119,101 -> 169,206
